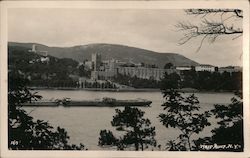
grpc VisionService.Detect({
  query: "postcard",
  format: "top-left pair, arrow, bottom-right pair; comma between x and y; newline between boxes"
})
0,1 -> 249,158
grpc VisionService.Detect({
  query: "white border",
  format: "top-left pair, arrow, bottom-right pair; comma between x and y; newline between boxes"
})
0,1 -> 249,158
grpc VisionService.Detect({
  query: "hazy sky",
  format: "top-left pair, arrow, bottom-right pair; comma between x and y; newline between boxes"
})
8,8 -> 243,66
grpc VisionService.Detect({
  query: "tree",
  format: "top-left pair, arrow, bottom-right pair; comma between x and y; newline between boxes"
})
8,70 -> 86,150
98,107 -> 156,151
164,63 -> 173,69
177,9 -> 243,51
78,64 -> 91,78
159,87 -> 211,151
180,69 -> 197,88
112,73 -> 161,89
98,130 -> 118,146
160,72 -> 181,90
194,93 -> 243,151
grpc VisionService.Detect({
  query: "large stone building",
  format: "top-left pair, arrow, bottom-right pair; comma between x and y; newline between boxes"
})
117,67 -> 178,81
91,70 -> 117,80
176,66 -> 192,71
218,66 -> 242,74
195,64 -> 215,72
89,53 -> 180,81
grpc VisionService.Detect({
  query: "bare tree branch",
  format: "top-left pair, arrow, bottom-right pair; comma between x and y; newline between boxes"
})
185,9 -> 243,18
177,9 -> 243,51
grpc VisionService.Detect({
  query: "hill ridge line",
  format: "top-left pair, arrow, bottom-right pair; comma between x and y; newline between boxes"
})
8,42 -> 199,68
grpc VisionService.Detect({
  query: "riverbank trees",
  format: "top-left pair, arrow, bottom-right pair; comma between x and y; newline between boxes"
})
162,71 -> 242,91
112,73 -> 161,88
112,70 -> 241,91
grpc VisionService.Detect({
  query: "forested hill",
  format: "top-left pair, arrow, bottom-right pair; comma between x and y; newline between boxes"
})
8,42 -> 199,68
8,46 -> 80,87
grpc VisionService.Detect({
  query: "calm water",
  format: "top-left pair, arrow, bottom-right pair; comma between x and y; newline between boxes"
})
23,90 -> 234,150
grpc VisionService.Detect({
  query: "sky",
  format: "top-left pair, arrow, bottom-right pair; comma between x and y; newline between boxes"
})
8,8 -> 243,66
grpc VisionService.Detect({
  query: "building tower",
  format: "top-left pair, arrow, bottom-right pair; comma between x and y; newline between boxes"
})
31,44 -> 37,53
91,53 -> 101,80
29,44 -> 37,53
92,53 -> 101,71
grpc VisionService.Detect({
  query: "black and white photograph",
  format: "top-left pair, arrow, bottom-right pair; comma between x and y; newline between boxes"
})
0,1 -> 249,157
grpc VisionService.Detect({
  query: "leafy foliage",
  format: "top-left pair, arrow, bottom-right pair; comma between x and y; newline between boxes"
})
98,107 -> 156,151
99,130 -> 118,146
164,63 -> 174,69
160,73 -> 181,90
194,95 -> 243,151
78,64 -> 91,78
159,86 -> 211,150
8,70 -> 86,150
165,140 -> 186,151
212,97 -> 243,125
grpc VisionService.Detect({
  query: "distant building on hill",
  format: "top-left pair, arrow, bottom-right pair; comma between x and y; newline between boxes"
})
195,64 -> 215,72
29,44 -> 37,53
218,66 -> 242,73
28,44 -> 50,63
176,66 -> 192,71
40,50 -> 48,57
40,56 -> 49,63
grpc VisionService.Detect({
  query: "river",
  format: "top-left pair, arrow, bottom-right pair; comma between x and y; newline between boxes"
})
23,90 -> 234,150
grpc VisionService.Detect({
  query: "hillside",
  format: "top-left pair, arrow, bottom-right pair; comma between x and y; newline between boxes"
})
8,42 -> 199,68
8,46 -> 80,87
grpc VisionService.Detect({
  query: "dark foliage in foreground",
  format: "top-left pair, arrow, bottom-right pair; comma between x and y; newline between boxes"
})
99,130 -> 118,146
159,71 -> 243,151
99,107 -> 156,151
159,88 -> 211,151
194,94 -> 243,152
8,70 -> 86,150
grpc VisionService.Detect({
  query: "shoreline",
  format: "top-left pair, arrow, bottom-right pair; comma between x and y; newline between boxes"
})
28,87 -> 238,93
28,87 -> 162,92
